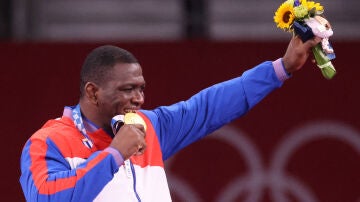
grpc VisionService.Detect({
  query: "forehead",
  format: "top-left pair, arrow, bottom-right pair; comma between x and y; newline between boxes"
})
106,63 -> 145,85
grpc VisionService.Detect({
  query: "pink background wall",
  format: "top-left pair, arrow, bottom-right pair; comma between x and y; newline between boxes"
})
2,40 -> 359,201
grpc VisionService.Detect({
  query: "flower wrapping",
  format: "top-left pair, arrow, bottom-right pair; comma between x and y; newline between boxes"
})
274,0 -> 336,79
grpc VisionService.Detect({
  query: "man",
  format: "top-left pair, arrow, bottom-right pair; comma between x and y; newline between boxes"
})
20,36 -> 321,201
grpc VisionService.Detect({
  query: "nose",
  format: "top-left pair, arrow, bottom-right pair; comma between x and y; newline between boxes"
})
131,89 -> 144,107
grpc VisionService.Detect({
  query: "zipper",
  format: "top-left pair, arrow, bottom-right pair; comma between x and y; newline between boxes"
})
124,159 -> 141,202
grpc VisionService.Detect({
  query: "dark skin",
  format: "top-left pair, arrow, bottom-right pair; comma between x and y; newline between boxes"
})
79,36 -> 321,160
80,63 -> 147,159
283,36 -> 322,73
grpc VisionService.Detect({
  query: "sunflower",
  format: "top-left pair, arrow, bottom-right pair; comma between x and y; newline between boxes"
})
274,2 -> 295,31
303,0 -> 324,13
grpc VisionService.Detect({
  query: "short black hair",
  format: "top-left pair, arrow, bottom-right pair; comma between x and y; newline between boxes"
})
79,45 -> 138,97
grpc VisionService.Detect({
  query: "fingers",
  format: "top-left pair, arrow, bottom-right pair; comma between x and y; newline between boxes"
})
131,124 -> 146,155
292,35 -> 321,50
134,141 -> 147,155
303,36 -> 322,49
132,124 -> 146,133
125,124 -> 146,155
110,124 -> 147,159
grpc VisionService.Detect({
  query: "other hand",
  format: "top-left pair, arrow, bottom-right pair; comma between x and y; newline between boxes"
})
283,35 -> 322,73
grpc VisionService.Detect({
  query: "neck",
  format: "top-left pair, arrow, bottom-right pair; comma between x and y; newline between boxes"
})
79,99 -> 111,132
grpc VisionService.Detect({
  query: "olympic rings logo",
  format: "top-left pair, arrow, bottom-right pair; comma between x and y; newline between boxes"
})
166,120 -> 360,202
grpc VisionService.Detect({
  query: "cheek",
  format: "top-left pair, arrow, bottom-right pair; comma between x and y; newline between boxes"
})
113,96 -> 133,114
99,95 -> 128,115
113,94 -> 132,107
98,90 -> 121,106
99,89 -> 133,107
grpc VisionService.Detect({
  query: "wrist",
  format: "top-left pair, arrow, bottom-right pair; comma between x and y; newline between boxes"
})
273,58 -> 291,81
104,147 -> 125,167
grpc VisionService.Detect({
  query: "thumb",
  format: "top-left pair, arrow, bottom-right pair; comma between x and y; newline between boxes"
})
304,36 -> 322,49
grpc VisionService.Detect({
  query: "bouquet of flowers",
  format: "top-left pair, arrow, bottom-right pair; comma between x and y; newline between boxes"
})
274,0 -> 336,79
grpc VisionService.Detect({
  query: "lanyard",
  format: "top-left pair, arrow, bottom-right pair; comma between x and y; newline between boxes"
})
72,104 -> 94,149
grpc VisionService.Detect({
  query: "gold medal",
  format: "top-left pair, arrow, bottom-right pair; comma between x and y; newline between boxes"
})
124,113 -> 147,131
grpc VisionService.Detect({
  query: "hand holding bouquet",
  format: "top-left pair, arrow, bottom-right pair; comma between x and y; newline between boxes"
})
274,0 -> 336,79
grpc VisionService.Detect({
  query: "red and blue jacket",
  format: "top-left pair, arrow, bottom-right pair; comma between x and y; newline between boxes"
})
20,60 -> 287,201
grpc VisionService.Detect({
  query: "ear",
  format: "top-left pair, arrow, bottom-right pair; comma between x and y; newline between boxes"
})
84,82 -> 99,105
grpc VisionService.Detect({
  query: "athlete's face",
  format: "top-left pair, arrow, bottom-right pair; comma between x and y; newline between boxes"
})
95,62 -> 145,126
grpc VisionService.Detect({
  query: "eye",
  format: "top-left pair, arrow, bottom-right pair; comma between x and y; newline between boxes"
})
120,87 -> 134,93
120,84 -> 145,93
325,23 -> 331,30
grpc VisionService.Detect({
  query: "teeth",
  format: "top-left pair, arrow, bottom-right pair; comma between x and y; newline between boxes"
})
125,109 -> 136,113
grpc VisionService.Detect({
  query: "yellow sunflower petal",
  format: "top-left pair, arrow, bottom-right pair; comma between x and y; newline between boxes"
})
305,1 -> 324,12
274,2 -> 295,31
